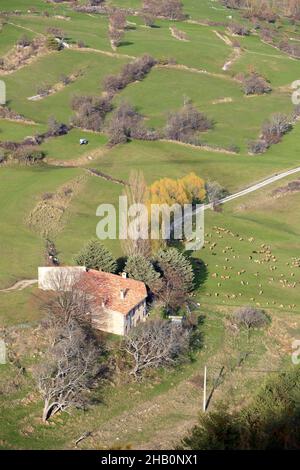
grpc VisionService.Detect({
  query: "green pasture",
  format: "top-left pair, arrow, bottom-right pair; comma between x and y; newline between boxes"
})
55,175 -> 123,264
0,23 -> 35,57
0,119 -> 44,141
198,177 -> 300,314
40,129 -> 108,162
0,165 -> 82,288
117,67 -> 294,151
87,131 -> 300,191
2,49 -> 128,124
121,17 -> 232,73
11,11 -> 112,52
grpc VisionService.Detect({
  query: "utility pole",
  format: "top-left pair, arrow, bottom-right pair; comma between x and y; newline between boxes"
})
203,365 -> 207,412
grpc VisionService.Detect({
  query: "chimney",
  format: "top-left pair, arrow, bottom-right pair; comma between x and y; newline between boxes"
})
120,288 -> 125,300
121,272 -> 127,279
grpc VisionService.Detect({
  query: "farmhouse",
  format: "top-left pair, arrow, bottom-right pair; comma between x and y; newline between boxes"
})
38,266 -> 148,335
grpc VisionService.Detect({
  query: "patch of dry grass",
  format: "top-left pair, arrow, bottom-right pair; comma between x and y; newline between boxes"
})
25,175 -> 87,237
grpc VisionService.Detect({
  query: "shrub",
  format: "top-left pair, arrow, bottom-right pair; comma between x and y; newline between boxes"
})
233,306 -> 269,330
71,95 -> 112,131
59,74 -> 71,85
74,239 -> 117,273
103,55 -> 156,95
206,181 -> 230,204
46,35 -> 62,51
46,117 -> 69,137
103,74 -> 125,94
107,101 -> 142,144
109,9 -> 127,31
17,35 -> 32,47
122,54 -> 156,82
262,113 -> 293,145
142,0 -> 185,21
279,41 -> 300,59
242,72 -> 272,95
36,83 -> 51,97
46,27 -> 65,39
107,101 -> 158,145
109,28 -> 124,48
228,23 -> 250,36
13,146 -> 46,165
248,139 -> 269,154
165,103 -> 213,142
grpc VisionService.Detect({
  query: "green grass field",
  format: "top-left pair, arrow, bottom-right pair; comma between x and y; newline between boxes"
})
0,0 -> 300,450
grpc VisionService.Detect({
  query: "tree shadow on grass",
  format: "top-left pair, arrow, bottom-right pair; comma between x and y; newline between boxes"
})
118,41 -> 134,48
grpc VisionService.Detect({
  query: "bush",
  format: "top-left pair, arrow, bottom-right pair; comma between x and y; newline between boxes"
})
233,306 -> 269,330
46,35 -> 62,51
12,146 -> 46,165
228,23 -> 250,36
74,239 -> 117,273
59,74 -> 71,85
107,101 -> 142,144
248,139 -> 269,154
36,83 -> 51,97
71,95 -> 112,131
103,55 -> 156,95
142,0 -> 185,21
17,35 -> 32,47
109,28 -> 124,48
109,8 -> 127,31
46,27 -> 65,39
107,101 -> 158,145
46,117 -> 69,137
165,103 -> 213,142
262,113 -> 293,145
206,181 -> 230,204
242,72 -> 272,95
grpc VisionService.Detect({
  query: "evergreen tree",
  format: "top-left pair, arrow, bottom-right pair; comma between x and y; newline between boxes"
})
155,248 -> 194,311
74,240 -> 117,273
125,254 -> 161,292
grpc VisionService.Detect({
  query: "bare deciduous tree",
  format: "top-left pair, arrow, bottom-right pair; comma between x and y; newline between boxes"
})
35,320 -> 102,422
165,102 -> 213,143
233,306 -> 269,338
122,319 -> 189,379
121,170 -> 152,258
142,0 -> 185,21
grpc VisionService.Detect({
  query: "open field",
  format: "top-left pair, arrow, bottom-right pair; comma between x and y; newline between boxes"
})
0,0 -> 300,451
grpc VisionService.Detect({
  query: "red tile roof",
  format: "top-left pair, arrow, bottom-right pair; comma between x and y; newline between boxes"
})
78,270 -> 147,316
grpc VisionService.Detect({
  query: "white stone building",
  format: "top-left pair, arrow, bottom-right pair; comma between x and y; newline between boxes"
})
38,266 -> 148,336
